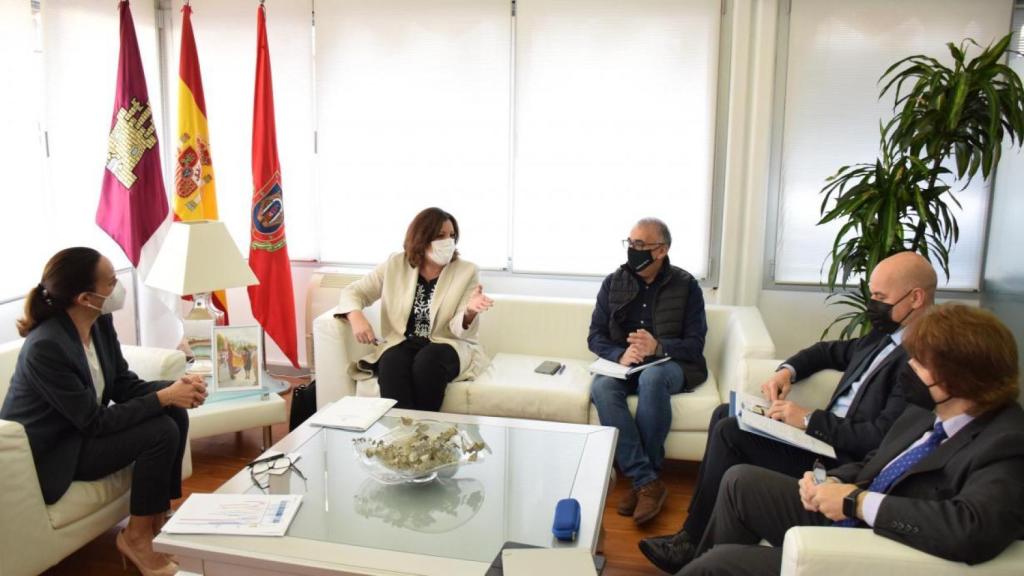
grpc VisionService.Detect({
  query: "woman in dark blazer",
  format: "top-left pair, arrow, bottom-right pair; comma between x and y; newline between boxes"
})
0,248 -> 208,576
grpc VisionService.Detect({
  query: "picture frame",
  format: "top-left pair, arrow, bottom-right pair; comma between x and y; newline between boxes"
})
212,325 -> 263,393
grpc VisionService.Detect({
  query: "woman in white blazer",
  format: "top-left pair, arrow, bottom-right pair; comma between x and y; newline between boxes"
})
336,207 -> 494,411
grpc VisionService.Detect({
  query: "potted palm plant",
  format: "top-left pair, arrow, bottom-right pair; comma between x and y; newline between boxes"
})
819,34 -> 1024,338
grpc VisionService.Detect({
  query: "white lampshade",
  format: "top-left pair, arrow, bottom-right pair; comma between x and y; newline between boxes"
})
145,221 -> 259,296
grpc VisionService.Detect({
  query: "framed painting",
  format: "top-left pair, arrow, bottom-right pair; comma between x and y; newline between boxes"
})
212,325 -> 263,392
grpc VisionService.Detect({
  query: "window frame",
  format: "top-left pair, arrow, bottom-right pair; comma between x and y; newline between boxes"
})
762,0 -> 1006,296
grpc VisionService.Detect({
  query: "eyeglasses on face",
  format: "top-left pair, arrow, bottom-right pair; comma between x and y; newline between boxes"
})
622,238 -> 665,251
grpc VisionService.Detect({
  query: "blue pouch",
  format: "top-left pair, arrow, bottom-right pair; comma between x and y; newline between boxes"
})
552,498 -> 581,542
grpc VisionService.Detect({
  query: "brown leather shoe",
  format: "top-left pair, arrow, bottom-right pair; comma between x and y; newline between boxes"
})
617,488 -> 638,516
633,479 -> 668,525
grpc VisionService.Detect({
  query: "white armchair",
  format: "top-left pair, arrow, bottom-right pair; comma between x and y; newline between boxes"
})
743,358 -> 1024,575
0,339 -> 188,576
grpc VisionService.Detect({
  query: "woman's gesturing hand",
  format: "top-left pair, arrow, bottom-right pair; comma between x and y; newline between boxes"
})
467,285 -> 494,315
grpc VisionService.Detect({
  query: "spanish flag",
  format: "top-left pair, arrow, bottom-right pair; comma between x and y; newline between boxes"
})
174,3 -> 228,321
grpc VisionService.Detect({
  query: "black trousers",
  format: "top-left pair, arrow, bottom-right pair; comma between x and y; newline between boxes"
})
377,338 -> 460,412
75,406 -> 189,516
683,404 -> 835,539
680,464 -> 830,576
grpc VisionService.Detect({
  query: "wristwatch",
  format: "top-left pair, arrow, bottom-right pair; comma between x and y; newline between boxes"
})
843,488 -> 866,520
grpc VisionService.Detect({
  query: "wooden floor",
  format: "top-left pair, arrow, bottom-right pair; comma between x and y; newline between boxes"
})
43,384 -> 697,576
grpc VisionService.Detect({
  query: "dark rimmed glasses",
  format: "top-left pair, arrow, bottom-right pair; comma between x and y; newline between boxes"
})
248,454 -> 306,490
622,238 -> 665,251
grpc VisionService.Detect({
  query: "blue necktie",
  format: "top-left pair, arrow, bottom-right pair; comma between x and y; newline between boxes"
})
833,421 -> 947,527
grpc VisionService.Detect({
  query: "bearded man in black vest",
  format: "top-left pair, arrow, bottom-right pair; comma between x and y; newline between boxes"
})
589,217 -> 709,525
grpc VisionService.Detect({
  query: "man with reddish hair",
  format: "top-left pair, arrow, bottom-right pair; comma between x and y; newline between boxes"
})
676,304 -> 1024,575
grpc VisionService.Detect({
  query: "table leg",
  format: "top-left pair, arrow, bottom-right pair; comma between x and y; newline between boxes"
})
262,426 -> 273,450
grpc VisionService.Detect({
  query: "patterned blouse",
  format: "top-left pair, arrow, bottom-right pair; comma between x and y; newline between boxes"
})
404,275 -> 439,339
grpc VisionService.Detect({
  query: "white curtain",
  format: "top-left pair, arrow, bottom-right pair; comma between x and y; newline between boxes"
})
313,0 -> 513,269
774,0 -> 1011,289
167,0 -> 316,260
511,0 -> 721,276
2,0 -> 46,300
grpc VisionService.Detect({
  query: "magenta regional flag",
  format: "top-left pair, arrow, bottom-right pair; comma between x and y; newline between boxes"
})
96,0 -> 168,266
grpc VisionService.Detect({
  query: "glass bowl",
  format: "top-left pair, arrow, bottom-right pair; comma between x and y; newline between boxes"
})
352,419 -> 489,485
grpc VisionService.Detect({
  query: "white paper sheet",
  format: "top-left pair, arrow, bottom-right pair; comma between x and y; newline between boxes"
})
588,356 -> 671,380
734,392 -> 837,459
162,494 -> 303,536
307,396 -> 397,431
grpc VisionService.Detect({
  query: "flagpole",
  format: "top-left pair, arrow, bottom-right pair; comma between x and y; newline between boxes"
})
131,267 -> 142,345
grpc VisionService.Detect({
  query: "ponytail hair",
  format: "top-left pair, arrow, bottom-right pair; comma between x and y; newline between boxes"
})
18,247 -> 102,337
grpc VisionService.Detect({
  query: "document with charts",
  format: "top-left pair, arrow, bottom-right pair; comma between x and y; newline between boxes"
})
731,392 -> 837,459
161,494 -> 302,536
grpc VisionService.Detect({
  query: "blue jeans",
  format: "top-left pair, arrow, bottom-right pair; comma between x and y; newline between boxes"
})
590,362 -> 685,488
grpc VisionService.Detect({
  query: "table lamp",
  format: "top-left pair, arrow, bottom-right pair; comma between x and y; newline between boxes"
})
145,220 -> 259,372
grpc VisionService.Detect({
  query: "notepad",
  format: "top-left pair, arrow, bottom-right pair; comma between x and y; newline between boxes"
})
162,494 -> 302,536
502,548 -> 597,576
306,396 -> 397,431
588,356 -> 671,380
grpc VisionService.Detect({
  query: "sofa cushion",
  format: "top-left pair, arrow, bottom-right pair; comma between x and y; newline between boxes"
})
46,466 -> 132,529
588,371 -> 722,433
466,353 -> 593,424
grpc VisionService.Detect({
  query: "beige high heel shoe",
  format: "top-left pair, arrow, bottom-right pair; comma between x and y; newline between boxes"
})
115,530 -> 178,576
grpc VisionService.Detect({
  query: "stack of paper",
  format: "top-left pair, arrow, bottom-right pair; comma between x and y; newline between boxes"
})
733,392 -> 837,458
307,396 -> 397,431
162,494 -> 302,536
502,548 -> 597,576
588,356 -> 671,380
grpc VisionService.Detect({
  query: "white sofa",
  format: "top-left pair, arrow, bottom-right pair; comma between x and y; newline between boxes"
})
0,339 -> 188,576
313,294 -> 776,461
742,358 -> 1024,575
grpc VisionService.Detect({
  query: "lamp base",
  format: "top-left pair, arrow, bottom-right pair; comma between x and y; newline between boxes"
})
183,292 -> 225,372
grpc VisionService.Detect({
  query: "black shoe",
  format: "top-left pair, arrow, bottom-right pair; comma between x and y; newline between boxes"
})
638,530 -> 696,574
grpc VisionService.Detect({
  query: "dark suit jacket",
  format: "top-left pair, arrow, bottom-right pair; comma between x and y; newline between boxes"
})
785,330 -> 909,462
0,313 -> 170,504
830,403 -> 1024,565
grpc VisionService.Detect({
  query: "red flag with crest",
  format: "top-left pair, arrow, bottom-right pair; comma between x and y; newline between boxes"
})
249,2 -> 299,368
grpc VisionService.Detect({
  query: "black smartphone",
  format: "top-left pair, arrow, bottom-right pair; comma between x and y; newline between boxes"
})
534,360 -> 563,375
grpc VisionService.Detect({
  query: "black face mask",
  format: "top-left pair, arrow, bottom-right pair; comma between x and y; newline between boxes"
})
627,247 -> 654,272
900,369 -> 952,409
865,290 -> 913,334
899,369 -> 936,410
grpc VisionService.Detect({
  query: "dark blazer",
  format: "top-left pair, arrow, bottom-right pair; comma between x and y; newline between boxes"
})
830,403 -> 1024,565
0,313 -> 170,504
785,329 -> 909,462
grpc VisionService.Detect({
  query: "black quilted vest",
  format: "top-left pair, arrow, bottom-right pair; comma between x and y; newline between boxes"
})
607,261 -> 708,389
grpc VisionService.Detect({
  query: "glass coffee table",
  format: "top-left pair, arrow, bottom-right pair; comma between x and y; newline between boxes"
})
156,408 -> 617,575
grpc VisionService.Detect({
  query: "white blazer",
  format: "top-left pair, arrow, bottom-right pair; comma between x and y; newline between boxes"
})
336,251 -> 487,381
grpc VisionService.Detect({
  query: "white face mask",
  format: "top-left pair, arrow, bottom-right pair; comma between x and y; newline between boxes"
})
428,238 -> 456,266
86,281 -> 126,315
